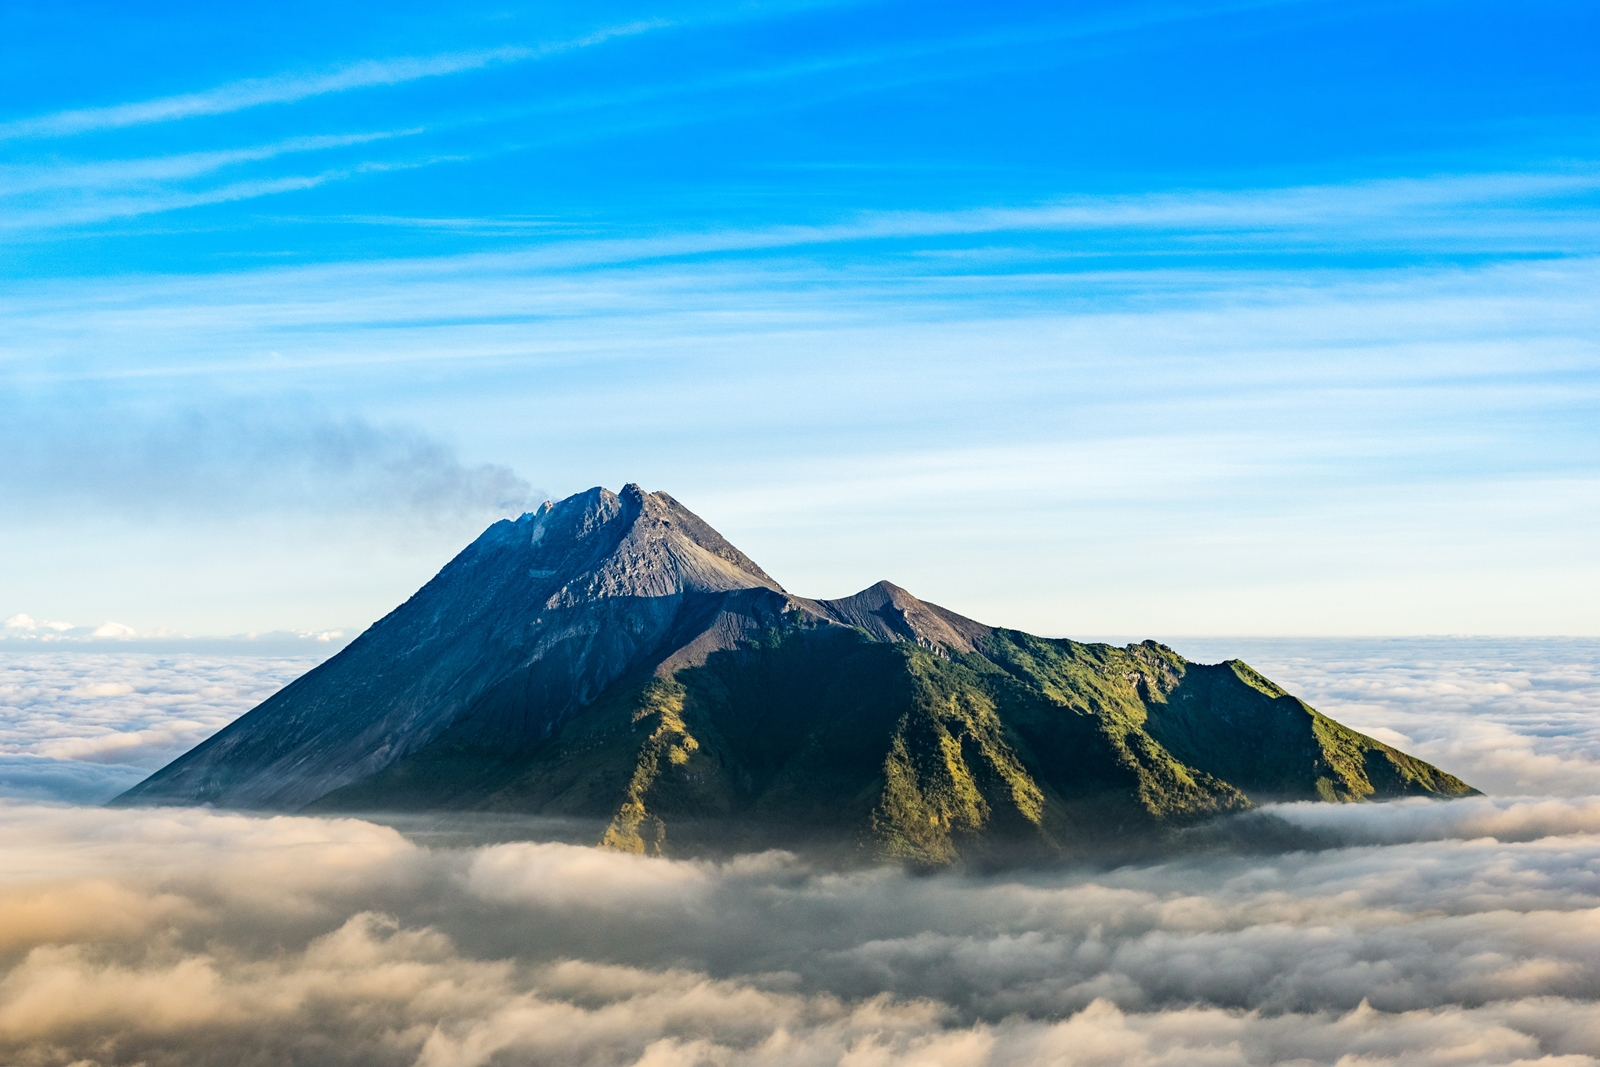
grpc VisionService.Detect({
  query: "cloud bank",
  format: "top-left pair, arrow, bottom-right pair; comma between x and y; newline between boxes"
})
2,798 -> 1599,1067
0,639 -> 1593,1062
0,652 -> 319,802
0,639 -> 1598,1064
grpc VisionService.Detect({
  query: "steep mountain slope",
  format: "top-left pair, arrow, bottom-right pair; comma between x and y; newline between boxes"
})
115,485 -> 795,810
117,485 -> 1477,863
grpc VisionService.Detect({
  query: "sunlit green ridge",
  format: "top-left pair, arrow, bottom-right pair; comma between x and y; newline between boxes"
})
318,623 -> 1475,865
120,485 -> 1475,862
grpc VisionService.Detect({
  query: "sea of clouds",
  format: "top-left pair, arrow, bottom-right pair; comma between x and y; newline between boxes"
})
1,638 -> 1598,1066
0,649 -> 320,803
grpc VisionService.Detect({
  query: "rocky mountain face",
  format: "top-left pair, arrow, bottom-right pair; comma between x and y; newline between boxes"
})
117,485 -> 1476,863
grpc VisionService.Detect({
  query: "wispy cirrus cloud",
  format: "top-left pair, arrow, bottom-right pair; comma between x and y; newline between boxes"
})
485,167 -> 1600,268
0,20 -> 668,141
0,129 -> 419,196
0,156 -> 454,231
0,0 -> 1321,147
225,167 -> 1597,272
0,128 -> 440,230
11,155 -> 1593,244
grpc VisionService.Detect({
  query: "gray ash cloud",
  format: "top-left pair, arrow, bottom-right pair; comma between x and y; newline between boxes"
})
0,392 -> 540,523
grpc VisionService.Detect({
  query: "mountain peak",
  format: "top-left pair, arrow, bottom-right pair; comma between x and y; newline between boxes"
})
114,485 -> 1476,862
114,485 -> 797,810
504,485 -> 783,605
802,578 -> 988,654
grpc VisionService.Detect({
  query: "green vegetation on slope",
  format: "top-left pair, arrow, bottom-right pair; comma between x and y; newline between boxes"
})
868,650 -> 1050,864
313,622 -> 1475,865
1139,656 -> 1477,802
599,680 -> 696,855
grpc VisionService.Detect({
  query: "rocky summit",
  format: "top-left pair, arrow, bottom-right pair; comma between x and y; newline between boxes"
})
116,485 -> 1477,864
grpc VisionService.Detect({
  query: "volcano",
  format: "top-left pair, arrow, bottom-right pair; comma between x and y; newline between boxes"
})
115,485 -> 1476,863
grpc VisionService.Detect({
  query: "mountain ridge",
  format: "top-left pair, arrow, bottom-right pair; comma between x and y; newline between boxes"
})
116,485 -> 1477,863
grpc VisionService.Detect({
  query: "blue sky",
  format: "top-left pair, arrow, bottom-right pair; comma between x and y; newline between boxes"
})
1,0 -> 1596,637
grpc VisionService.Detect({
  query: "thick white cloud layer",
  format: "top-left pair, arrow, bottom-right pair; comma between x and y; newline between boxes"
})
1,639 -> 1598,1065
0,651 -> 318,802
2,801 -> 1599,1066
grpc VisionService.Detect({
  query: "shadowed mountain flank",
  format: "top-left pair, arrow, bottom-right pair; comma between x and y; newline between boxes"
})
116,485 -> 1476,863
